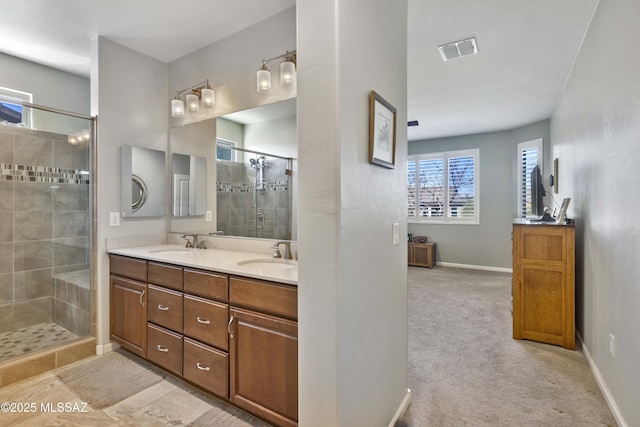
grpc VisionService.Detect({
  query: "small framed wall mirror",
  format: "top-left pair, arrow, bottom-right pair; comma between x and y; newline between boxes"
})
171,153 -> 207,217
121,145 -> 166,218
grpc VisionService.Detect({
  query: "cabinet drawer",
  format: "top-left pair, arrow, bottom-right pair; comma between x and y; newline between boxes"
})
147,323 -> 183,376
110,255 -> 147,282
149,262 -> 183,291
147,284 -> 183,332
183,337 -> 228,398
184,268 -> 228,301
184,295 -> 228,351
230,276 -> 297,320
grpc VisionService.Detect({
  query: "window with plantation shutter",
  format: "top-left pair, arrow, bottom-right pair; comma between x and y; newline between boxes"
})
408,149 -> 479,224
517,139 -> 542,218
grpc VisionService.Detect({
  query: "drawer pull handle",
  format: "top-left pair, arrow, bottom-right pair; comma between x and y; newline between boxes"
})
157,345 -> 169,353
197,317 -> 211,325
157,305 -> 169,311
228,316 -> 234,338
197,362 -> 210,372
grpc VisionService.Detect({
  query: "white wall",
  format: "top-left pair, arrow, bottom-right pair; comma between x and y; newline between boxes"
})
0,52 -> 89,133
550,0 -> 640,425
298,0 -> 409,425
168,7 -> 296,127
91,36 -> 169,347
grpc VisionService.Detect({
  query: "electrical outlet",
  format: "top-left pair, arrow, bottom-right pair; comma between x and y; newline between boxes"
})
609,333 -> 616,358
205,210 -> 212,222
109,212 -> 120,227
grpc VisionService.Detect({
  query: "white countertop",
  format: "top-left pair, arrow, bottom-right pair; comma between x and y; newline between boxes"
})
108,244 -> 298,286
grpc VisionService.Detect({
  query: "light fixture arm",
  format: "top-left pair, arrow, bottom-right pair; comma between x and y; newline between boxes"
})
173,79 -> 212,100
261,50 -> 297,67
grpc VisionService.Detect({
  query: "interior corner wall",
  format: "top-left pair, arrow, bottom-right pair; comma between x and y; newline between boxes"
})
298,0 -> 408,425
91,36 -> 169,347
408,120 -> 550,270
408,130 -> 514,269
550,0 -> 640,424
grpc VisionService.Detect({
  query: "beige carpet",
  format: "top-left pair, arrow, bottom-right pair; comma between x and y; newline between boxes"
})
398,266 -> 617,427
56,349 -> 165,409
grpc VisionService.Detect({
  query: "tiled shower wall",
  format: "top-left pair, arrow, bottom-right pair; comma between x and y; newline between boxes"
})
217,157 -> 290,240
0,126 -> 89,334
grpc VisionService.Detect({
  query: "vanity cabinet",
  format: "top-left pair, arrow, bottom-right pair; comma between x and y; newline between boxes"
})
512,222 -> 575,350
229,276 -> 298,427
147,323 -> 183,376
110,255 -> 148,357
183,337 -> 229,397
109,255 -> 298,427
147,284 -> 183,333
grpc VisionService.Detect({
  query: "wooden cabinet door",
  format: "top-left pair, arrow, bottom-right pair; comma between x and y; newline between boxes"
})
110,275 -> 147,357
512,224 -> 575,349
229,307 -> 298,427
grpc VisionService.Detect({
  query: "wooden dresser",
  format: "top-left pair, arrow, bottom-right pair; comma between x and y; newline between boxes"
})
512,221 -> 575,350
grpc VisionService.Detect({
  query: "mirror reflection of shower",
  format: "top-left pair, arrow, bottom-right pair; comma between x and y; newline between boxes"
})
250,156 -> 267,191
216,144 -> 293,240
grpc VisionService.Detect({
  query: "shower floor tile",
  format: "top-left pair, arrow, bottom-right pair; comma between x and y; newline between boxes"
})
0,322 -> 78,363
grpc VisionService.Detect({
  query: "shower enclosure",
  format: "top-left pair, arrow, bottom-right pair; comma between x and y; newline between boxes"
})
217,146 -> 292,240
0,102 -> 94,363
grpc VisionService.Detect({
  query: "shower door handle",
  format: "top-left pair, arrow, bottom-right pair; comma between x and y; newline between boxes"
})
257,212 -> 265,229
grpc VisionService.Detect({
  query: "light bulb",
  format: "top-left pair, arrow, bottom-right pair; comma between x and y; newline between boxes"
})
186,93 -> 199,112
257,67 -> 271,94
171,98 -> 184,117
201,87 -> 215,107
280,60 -> 296,87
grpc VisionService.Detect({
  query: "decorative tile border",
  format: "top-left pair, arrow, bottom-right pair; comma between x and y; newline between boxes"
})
217,180 -> 288,193
0,163 -> 89,184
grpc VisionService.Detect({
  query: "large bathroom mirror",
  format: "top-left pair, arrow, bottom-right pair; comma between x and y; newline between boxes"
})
167,99 -> 297,238
121,145 -> 166,218
215,98 -> 297,240
171,153 -> 207,217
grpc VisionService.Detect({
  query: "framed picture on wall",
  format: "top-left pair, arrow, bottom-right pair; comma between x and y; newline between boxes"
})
369,90 -> 397,169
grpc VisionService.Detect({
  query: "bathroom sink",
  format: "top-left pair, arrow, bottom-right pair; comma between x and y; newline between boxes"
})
237,258 -> 297,270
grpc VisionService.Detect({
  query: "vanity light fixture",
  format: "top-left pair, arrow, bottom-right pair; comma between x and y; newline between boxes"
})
171,79 -> 215,118
68,128 -> 90,146
256,50 -> 296,94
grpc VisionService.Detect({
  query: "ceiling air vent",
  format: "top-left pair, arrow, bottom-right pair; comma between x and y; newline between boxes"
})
438,37 -> 478,61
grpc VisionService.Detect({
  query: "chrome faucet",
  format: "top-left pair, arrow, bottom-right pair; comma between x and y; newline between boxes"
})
271,241 -> 292,260
181,234 -> 198,248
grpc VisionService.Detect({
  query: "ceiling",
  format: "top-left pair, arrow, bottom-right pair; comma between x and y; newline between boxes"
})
0,0 -> 598,141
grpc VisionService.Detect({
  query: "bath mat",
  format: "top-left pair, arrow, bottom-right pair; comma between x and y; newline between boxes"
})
188,403 -> 271,427
55,349 -> 164,409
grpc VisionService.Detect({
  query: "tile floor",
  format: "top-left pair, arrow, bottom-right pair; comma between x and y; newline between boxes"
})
0,353 -> 269,426
0,322 -> 78,363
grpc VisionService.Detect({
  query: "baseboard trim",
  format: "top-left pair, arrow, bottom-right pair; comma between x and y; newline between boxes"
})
577,333 -> 628,427
437,262 -> 512,273
388,389 -> 412,427
96,342 -> 119,356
